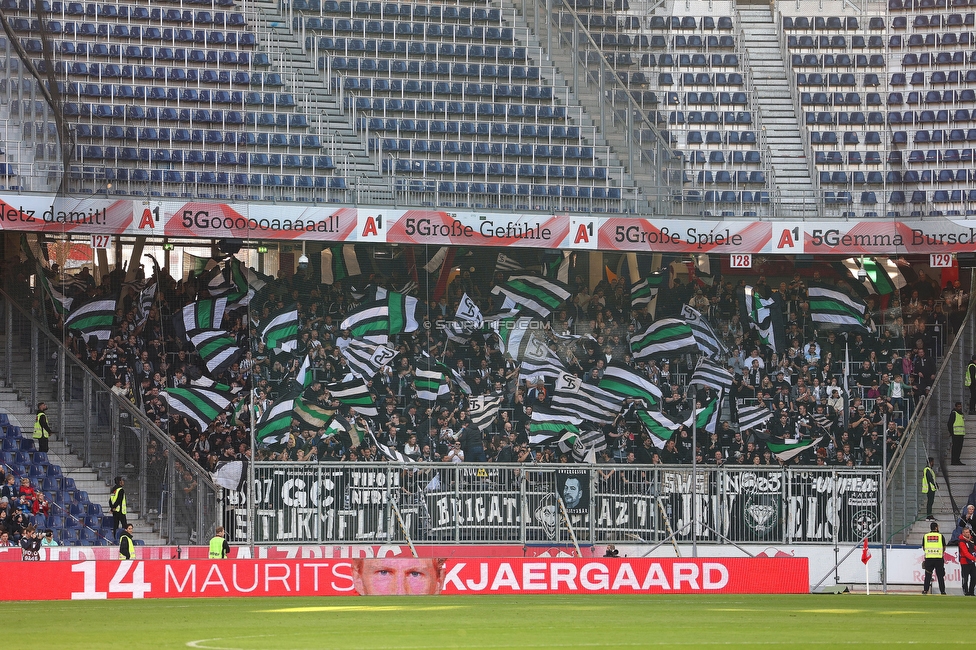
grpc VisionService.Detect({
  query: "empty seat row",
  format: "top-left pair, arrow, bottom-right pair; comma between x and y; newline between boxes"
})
889,148 -> 976,163
676,72 -> 744,86
797,73 -> 881,87
815,151 -> 885,164
59,84 -> 291,107
343,96 -> 570,121
889,108 -> 976,123
890,0 -> 976,10
361,118 -> 588,140
647,16 -> 734,30
811,131 -> 884,145
61,103 -> 311,128
904,51 -> 976,65
74,125 -> 323,148
51,66 -> 264,86
673,91 -> 749,105
680,150 -> 763,164
642,52 -> 741,67
370,140 -> 596,159
385,159 -> 610,179
669,35 -> 736,49
895,128 -> 976,142
782,16 -> 862,30
888,168 -> 976,182
892,69 -> 976,84
590,33 -> 650,48
313,39 -> 529,62
891,32 -> 974,47
686,130 -> 758,145
891,12 -> 976,26
692,170 -> 767,184
296,0 -> 503,21
340,77 -> 558,100
26,2 -> 246,24
76,146 -> 334,166
888,89 -> 976,104
16,23 -> 253,44
801,92 -> 873,106
420,181 -> 621,200
889,189 -> 976,203
308,21 -> 514,40
679,190 -> 771,203
787,35 -> 864,48
805,111 -> 886,125
789,53 -> 886,67
560,14 -> 641,30
329,58 -> 537,80
97,168 -> 349,189
668,111 -> 753,124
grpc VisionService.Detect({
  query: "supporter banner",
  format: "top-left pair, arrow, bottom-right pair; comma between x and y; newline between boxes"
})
3,195 -> 976,254
0,557 -> 808,600
242,465 -> 881,545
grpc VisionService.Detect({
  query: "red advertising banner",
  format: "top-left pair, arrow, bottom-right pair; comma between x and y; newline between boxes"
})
4,193 -> 968,255
0,557 -> 807,600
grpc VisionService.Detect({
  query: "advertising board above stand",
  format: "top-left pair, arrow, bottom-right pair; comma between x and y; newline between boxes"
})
2,195 -> 974,254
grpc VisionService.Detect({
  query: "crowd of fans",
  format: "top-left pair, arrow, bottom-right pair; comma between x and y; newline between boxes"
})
7,251 -> 966,473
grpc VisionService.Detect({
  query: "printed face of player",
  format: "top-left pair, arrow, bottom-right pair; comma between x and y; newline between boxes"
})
353,558 -> 443,596
562,478 -> 582,508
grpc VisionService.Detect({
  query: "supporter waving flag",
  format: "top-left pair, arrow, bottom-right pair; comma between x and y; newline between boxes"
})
491,275 -> 571,319
572,430 -> 608,462
414,368 -> 449,402
629,318 -> 698,360
738,285 -> 785,354
342,339 -> 398,380
737,403 -> 773,432
132,281 -> 156,328
551,372 -> 621,425
598,362 -> 663,408
261,304 -> 299,352
162,387 -> 233,432
292,397 -> 334,430
636,410 -> 683,448
174,297 -> 226,339
681,304 -> 728,359
689,357 -> 734,393
340,302 -> 390,344
65,298 -> 117,343
189,329 -> 242,376
767,436 -> 824,462
468,395 -> 503,432
630,269 -> 667,310
320,244 -> 362,285
529,406 -> 582,445
807,283 -> 870,334
327,377 -> 378,416
254,393 -> 298,446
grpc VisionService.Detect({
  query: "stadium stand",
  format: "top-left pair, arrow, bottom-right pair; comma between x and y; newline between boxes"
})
0,413 -> 118,546
0,0 -> 969,215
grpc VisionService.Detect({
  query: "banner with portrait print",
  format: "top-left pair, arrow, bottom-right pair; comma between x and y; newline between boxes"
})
556,469 -> 590,515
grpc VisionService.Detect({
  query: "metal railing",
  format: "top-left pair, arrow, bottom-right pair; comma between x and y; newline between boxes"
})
240,462 -> 883,546
0,288 -> 218,545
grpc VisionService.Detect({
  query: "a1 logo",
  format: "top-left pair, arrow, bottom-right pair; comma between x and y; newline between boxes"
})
357,213 -> 387,241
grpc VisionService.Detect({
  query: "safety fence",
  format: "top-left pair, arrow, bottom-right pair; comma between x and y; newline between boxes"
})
231,463 -> 883,546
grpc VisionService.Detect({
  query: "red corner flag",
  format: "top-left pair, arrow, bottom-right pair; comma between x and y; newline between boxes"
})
861,538 -> 872,564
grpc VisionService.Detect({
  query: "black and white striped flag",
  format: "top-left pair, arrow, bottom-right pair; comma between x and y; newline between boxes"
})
133,282 -> 157,329
572,429 -> 608,463
681,304 -> 727,359
552,372 -> 621,425
629,318 -> 698,360
342,339 -> 398,380
737,404 -> 772,432
327,377 -> 378,416
690,357 -> 734,393
468,394 -> 503,431
495,252 -> 524,273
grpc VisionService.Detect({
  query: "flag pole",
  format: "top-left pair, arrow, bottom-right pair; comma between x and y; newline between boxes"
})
689,387 -> 698,558
865,555 -> 870,595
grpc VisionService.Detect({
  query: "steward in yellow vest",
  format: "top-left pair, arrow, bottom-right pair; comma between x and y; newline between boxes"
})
922,522 -> 946,595
209,526 -> 230,559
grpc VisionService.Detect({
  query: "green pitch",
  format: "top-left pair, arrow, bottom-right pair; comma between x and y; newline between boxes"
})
16,594 -> 964,648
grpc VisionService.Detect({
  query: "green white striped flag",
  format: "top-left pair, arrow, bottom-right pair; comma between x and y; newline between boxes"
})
694,392 -> 722,435
163,387 -> 233,432
321,245 -> 362,285
807,283 -> 869,333
491,275 -> 571,318
36,265 -> 72,317
841,257 -> 906,296
65,298 -> 116,342
414,368 -> 449,401
528,406 -> 582,445
295,355 -> 314,388
174,297 -> 226,338
598,362 -> 663,408
739,286 -> 785,354
261,304 -> 299,352
387,291 -> 419,335
327,377 -> 378,416
293,397 -> 334,430
631,270 -> 667,309
255,393 -> 298,446
189,329 -> 242,376
766,436 -> 823,462
492,313 -> 542,362
629,318 -> 698,360
340,302 -> 390,344
636,410 -> 684,448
